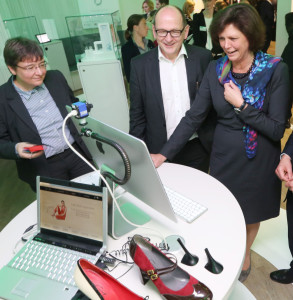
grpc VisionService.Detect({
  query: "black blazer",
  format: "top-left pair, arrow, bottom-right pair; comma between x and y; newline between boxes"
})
121,38 -> 155,82
192,10 -> 207,48
0,70 -> 92,187
129,45 -> 216,155
257,0 -> 275,52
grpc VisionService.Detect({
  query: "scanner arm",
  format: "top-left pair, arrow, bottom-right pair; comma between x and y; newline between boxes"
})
81,128 -> 131,185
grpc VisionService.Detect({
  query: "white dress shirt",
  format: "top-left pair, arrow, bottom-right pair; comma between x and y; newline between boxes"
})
158,45 -> 197,140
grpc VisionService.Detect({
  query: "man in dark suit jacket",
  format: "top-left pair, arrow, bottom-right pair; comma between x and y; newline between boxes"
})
0,37 -> 92,190
129,5 -> 215,172
270,132 -> 293,283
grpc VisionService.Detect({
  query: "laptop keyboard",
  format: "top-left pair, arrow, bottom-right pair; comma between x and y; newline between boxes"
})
164,186 -> 208,223
9,240 -> 97,286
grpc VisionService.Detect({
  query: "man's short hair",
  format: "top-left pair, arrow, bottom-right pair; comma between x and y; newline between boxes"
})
153,5 -> 187,28
4,37 -> 44,67
159,0 -> 169,4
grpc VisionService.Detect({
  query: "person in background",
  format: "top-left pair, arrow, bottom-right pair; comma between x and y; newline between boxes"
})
269,11 -> 293,285
142,0 -> 155,19
130,5 -> 215,173
156,0 -> 169,10
270,132 -> 293,284
281,12 -> 293,104
182,0 -> 195,42
0,37 -> 92,191
142,0 -> 157,42
214,0 -> 229,14
192,0 -> 216,50
256,0 -> 277,53
122,14 -> 155,82
212,0 -> 228,58
151,4 -> 291,282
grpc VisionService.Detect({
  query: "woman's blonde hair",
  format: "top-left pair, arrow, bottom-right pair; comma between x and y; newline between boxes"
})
182,0 -> 195,16
142,0 -> 154,12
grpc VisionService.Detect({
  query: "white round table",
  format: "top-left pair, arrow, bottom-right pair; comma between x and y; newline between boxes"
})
0,163 -> 246,300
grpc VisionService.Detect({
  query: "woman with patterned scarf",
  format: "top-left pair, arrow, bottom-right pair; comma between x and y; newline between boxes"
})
151,3 -> 291,282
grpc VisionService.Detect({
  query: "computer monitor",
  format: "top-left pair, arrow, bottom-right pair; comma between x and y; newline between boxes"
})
68,109 -> 177,238
35,33 -> 51,44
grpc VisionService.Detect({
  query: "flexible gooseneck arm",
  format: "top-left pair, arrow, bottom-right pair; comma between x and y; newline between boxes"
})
81,128 -> 131,185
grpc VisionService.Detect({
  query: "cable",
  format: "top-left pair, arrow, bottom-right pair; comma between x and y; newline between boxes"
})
62,111 -> 168,246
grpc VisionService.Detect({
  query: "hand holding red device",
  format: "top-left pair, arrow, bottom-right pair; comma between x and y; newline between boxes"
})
23,145 -> 44,153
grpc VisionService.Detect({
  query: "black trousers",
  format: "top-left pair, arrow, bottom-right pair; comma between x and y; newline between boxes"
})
31,143 -> 92,190
287,192 -> 293,269
169,138 -> 210,173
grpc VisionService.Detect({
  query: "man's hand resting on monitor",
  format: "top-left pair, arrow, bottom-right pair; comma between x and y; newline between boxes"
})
151,153 -> 167,168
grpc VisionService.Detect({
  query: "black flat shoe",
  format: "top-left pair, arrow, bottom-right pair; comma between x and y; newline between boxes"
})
270,269 -> 293,284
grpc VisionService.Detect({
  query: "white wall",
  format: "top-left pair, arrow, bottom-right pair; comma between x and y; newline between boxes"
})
275,0 -> 292,56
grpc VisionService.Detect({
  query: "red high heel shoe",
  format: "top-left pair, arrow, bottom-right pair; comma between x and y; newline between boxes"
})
74,259 -> 145,300
129,235 -> 213,299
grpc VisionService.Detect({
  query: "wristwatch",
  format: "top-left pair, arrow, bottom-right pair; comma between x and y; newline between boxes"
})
234,101 -> 246,114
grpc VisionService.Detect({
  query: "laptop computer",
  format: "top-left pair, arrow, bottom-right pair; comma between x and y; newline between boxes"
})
0,176 -> 108,300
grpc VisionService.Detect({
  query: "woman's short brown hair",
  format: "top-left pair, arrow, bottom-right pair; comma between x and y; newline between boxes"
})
210,3 -> 265,52
4,37 -> 43,67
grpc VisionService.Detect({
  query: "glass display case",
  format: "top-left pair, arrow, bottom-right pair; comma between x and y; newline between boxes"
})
65,11 -> 123,67
3,16 -> 40,41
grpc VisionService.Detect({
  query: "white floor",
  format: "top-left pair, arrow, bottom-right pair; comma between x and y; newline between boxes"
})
252,208 -> 292,270
229,208 -> 292,300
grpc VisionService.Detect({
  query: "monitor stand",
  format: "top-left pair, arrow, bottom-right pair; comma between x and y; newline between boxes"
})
106,179 -> 151,239
108,194 -> 151,239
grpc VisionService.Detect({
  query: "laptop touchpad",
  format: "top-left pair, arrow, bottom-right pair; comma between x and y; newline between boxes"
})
12,278 -> 38,298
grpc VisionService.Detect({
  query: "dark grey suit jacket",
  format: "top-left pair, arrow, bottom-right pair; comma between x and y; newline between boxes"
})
129,44 -> 216,156
0,70 -> 91,187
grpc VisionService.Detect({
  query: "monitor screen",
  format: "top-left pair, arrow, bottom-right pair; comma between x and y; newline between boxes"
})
35,33 -> 51,44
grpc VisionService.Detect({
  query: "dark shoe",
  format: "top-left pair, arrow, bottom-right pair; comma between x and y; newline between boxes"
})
129,234 -> 213,299
238,263 -> 251,282
74,259 -> 145,300
270,269 -> 293,284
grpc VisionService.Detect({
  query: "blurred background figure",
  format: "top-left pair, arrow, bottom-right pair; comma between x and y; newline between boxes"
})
156,0 -> 169,9
192,0 -> 216,50
142,0 -> 156,41
282,12 -> 293,106
182,0 -> 195,43
122,14 -> 155,82
256,0 -> 277,53
142,0 -> 155,19
212,0 -> 228,58
214,0 -> 228,14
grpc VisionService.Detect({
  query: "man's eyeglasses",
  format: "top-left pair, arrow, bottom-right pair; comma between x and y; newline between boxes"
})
155,27 -> 185,38
16,62 -> 47,72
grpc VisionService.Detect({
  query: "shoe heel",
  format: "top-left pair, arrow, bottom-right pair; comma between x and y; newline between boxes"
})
140,270 -> 150,285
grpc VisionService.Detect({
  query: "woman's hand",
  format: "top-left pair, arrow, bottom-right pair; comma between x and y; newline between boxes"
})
224,80 -> 244,108
150,153 -> 167,168
16,142 -> 44,160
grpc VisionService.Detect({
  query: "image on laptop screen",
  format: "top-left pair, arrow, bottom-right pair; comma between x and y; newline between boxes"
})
39,181 -> 104,242
35,33 -> 51,44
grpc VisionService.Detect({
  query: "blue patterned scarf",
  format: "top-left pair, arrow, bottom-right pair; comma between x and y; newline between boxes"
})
216,51 -> 281,159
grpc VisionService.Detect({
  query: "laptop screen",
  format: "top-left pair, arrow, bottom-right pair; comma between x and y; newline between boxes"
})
37,177 -> 106,251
